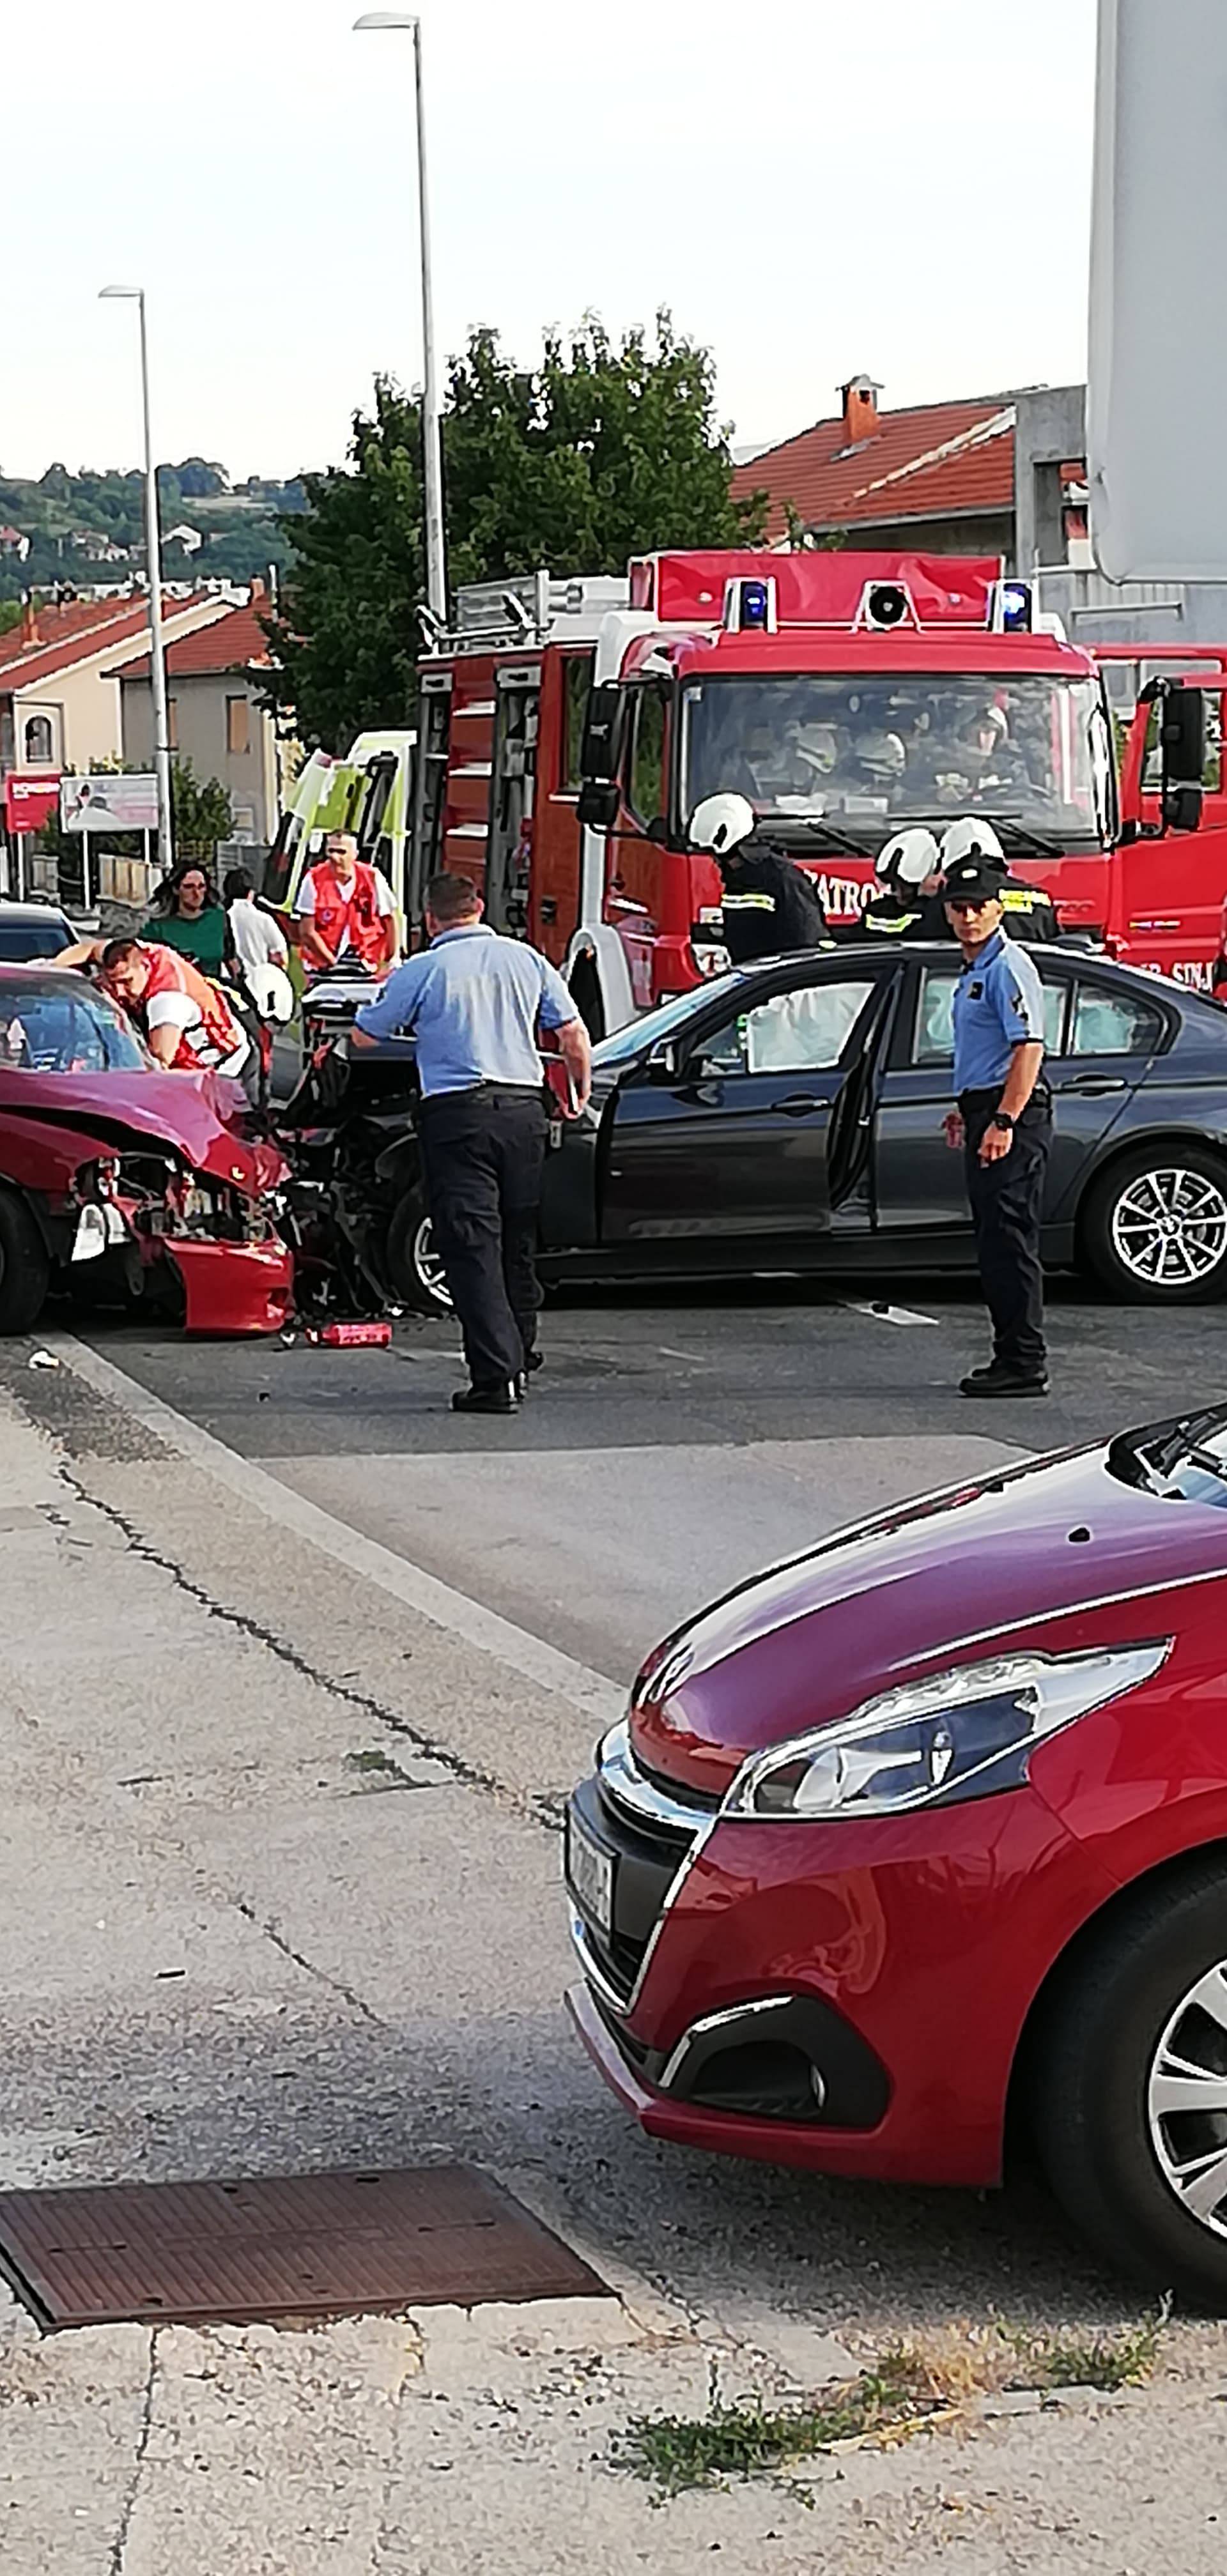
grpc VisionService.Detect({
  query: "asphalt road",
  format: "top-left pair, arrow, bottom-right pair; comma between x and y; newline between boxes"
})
75,1273 -> 1227,1683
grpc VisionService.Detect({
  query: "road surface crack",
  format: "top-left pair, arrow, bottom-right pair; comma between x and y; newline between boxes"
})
233,1897 -> 387,2027
53,1470 -> 562,1834
108,2327 -> 158,2575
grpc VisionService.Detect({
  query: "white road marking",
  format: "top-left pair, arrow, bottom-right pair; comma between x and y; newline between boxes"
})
47,1332 -> 624,1726
657,1346 -> 709,1364
843,1300 -> 941,1328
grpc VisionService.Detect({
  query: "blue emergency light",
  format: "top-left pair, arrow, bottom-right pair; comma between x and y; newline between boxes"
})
989,579 -> 1034,634
722,575 -> 778,634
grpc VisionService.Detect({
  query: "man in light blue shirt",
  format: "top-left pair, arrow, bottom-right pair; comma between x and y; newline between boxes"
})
353,873 -> 591,1414
943,846 -> 1053,1399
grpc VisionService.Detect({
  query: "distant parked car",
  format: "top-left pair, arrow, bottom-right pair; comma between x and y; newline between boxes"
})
535,943 -> 1227,1305
0,902 -> 73,962
566,1402 -> 1227,2303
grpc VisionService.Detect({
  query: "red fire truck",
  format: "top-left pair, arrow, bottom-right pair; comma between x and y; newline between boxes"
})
410,550 -> 1226,1033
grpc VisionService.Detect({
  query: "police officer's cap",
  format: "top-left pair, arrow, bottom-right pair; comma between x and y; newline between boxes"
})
943,847 -> 1009,904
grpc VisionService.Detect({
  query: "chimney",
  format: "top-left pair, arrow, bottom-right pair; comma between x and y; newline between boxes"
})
19,588 -> 40,650
249,575 -> 266,608
840,374 -> 882,444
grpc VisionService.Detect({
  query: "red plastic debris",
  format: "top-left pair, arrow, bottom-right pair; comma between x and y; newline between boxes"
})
314,1319 -> 394,1348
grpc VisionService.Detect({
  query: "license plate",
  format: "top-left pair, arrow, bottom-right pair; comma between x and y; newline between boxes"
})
566,1810 -> 614,1936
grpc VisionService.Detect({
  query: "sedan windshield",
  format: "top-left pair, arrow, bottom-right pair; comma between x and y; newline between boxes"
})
0,976 -> 149,1074
679,673 -> 1107,849
592,973 -> 747,1071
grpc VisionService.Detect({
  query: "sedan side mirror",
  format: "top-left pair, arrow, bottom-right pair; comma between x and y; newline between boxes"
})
1161,684 -> 1205,833
646,1038 -> 679,1079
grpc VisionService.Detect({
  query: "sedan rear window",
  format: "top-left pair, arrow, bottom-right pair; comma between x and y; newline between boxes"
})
914,965 -> 1066,1065
1070,983 -> 1164,1057
0,979 -> 148,1074
0,916 -> 71,962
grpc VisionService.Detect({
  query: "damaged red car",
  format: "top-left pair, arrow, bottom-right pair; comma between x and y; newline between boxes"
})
0,967 -> 293,1336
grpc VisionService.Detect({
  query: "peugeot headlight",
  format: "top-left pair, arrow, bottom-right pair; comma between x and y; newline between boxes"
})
727,1645 -> 1171,1821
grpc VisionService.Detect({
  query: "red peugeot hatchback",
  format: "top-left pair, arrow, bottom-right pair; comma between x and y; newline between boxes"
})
566,1407 -> 1227,2304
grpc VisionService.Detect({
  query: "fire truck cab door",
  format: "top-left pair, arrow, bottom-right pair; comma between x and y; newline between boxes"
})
486,670 -> 539,937
1118,684 -> 1226,987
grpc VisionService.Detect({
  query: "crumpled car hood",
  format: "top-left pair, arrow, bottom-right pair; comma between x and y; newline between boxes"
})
0,1068 -> 287,1195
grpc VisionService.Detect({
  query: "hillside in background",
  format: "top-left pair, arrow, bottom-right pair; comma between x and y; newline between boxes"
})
0,459 -> 307,597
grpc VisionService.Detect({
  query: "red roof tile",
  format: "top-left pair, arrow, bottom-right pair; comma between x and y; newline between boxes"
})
0,592 -> 218,698
732,394 -> 1017,539
111,599 -> 274,684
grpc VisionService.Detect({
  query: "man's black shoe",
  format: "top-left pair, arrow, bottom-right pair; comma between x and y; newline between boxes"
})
960,1363 -> 1049,1399
516,1350 -> 544,1400
452,1383 -> 520,1415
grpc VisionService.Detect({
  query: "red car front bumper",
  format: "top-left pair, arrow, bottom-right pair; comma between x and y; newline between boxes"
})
164,1236 -> 295,1335
566,1786 -> 1120,2188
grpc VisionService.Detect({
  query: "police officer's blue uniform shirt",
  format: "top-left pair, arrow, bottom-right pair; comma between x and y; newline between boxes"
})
951,928 -> 1046,1093
354,923 -> 576,1096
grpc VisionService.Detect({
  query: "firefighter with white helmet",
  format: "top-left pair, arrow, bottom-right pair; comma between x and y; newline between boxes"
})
688,793 -> 833,962
938,819 -> 1060,942
853,826 -> 950,941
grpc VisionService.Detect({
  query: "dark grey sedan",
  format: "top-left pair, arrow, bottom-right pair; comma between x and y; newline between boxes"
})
537,945 -> 1227,1305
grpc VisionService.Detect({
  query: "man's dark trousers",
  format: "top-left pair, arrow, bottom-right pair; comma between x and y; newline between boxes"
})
961,1087 -> 1052,1378
418,1085 -> 548,1390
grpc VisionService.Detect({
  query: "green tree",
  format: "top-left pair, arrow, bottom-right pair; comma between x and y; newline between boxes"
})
266,312 -> 768,748
171,758 -> 234,858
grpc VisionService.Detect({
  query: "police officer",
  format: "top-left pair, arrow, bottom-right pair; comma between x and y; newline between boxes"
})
353,873 -> 592,1415
939,819 -> 1060,943
942,848 -> 1053,1397
688,792 -> 833,962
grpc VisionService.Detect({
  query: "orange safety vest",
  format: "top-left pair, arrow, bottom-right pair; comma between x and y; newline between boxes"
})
140,943 -> 247,1071
304,859 -> 389,969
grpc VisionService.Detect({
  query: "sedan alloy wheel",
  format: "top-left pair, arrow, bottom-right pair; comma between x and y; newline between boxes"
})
1112,1166 -> 1227,1291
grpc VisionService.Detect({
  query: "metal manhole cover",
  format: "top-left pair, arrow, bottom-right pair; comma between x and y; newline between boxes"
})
0,2163 -> 608,2331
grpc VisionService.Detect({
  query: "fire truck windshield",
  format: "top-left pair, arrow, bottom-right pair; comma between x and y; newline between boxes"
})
679,673 -> 1107,852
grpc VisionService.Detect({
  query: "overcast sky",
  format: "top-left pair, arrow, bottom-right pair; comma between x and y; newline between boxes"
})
5,0 -> 1096,483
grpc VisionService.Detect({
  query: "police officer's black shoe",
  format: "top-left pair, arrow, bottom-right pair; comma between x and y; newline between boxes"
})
960,1362 -> 1049,1398
452,1382 -> 520,1414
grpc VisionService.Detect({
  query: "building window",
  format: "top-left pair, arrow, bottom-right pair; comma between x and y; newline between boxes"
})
23,715 -> 54,765
226,693 -> 251,756
167,697 -> 179,751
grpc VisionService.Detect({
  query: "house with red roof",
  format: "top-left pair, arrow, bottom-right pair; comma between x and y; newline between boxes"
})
733,373 -> 1023,558
0,588 -> 235,791
109,580 -> 288,845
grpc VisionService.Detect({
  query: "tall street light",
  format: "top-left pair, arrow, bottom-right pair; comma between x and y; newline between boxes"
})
353,12 -> 447,622
99,285 -> 174,871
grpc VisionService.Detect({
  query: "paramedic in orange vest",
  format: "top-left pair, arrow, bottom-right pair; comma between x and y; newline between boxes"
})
98,937 -> 257,1099
294,830 -> 398,977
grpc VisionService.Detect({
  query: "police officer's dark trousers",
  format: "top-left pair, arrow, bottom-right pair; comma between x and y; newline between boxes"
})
417,1084 -> 547,1390
961,1086 -> 1052,1379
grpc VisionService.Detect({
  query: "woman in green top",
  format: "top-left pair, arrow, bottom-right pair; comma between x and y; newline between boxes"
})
143,859 -> 229,976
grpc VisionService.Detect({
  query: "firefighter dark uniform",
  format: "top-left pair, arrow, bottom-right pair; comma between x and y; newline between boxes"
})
854,877 -> 1060,943
948,855 -> 1053,1396
718,843 -> 833,962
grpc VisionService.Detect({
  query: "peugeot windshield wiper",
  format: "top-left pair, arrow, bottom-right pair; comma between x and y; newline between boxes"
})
1110,1403 -> 1227,1491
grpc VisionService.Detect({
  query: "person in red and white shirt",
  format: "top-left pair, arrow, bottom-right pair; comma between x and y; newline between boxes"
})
99,938 -> 255,1095
293,831 -> 398,976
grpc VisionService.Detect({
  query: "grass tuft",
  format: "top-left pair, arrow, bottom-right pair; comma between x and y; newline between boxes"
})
999,2296 -> 1171,2393
614,2349 -> 943,2497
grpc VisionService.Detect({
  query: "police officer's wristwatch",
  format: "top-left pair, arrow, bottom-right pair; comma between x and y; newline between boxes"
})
991,1111 -> 1015,1133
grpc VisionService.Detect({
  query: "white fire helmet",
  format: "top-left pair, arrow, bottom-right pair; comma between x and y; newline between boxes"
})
688,792 -> 757,855
939,816 -> 1005,870
876,826 -> 941,889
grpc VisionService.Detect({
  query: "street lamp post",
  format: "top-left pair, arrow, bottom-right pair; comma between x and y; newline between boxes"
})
100,286 -> 174,872
353,12 -> 448,623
